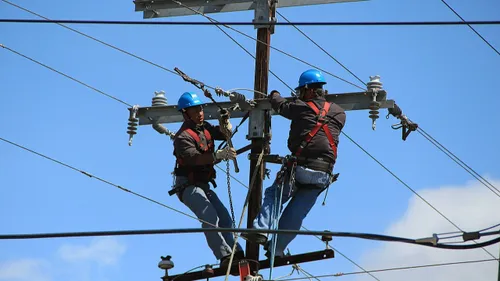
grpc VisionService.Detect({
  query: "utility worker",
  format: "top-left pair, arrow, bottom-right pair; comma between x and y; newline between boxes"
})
242,69 -> 346,258
172,91 -> 244,268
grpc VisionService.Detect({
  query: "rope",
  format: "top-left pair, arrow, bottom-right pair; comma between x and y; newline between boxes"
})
269,170 -> 286,279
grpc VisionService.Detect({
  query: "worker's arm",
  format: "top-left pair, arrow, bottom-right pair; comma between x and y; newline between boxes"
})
174,134 -> 236,165
269,90 -> 300,120
205,122 -> 227,141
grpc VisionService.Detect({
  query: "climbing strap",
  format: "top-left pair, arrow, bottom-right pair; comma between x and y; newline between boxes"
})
184,127 -> 213,152
268,156 -> 297,279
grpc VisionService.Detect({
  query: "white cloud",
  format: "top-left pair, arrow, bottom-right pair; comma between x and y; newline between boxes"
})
0,259 -> 51,281
356,178 -> 500,281
58,237 -> 126,266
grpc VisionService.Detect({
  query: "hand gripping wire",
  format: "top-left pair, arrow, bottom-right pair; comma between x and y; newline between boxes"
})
218,108 -> 240,173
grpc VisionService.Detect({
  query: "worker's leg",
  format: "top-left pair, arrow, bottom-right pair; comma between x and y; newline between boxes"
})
206,189 -> 244,254
269,166 -> 331,257
252,176 -> 294,235
179,182 -> 233,260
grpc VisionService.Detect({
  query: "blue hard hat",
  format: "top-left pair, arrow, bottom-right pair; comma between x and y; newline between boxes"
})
177,92 -> 203,111
296,69 -> 327,90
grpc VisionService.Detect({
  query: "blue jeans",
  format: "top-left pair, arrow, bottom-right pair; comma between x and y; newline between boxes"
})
252,166 -> 331,257
175,176 -> 243,260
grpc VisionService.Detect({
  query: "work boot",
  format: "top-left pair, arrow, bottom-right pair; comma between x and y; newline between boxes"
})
219,251 -> 245,275
265,250 -> 284,260
240,232 -> 268,245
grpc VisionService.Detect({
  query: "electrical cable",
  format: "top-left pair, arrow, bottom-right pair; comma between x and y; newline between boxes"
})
438,0 -> 500,56
0,137 -> 221,229
415,126 -> 500,197
1,0 -> 363,91
300,226 -> 381,281
2,18 -> 500,26
0,44 -> 132,107
1,227 -> 499,250
263,258 -> 499,281
276,10 -> 367,87
169,0 -> 364,91
340,131 -> 498,259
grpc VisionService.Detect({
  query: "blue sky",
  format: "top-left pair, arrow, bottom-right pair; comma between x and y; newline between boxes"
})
1,0 -> 500,281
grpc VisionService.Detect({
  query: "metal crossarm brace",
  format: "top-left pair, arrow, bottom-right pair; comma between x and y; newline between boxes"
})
162,249 -> 334,281
133,0 -> 365,19
131,90 -> 394,125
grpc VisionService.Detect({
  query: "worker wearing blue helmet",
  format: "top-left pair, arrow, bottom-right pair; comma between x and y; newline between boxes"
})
242,69 -> 346,259
172,91 -> 244,270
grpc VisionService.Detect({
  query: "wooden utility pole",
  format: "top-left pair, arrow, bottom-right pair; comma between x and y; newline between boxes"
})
246,0 -> 274,271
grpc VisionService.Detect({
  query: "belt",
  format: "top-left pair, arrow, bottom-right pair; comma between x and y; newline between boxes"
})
295,156 -> 334,173
168,179 -> 217,197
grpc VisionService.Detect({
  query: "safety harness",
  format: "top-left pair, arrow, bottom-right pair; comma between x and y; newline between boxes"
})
169,127 -> 217,200
295,101 -> 337,158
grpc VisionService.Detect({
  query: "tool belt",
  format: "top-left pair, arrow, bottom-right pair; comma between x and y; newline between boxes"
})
295,156 -> 334,173
170,165 -> 217,201
295,172 -> 340,190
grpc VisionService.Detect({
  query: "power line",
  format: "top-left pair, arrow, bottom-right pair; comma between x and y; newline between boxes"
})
0,137 -> 220,229
169,1 -> 292,93
276,10 -> 367,87
2,18 -> 500,26
1,0 -> 364,91
2,227 -> 499,249
340,132 -> 498,259
0,0 -> 224,93
170,0 -> 366,90
264,258 -> 499,281
0,44 -> 132,107
415,126 -> 500,197
438,0 -> 500,56
300,226 -> 381,281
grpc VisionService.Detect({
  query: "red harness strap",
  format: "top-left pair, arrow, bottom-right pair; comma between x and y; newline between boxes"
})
183,128 -> 213,152
175,128 -> 213,166
295,101 -> 337,157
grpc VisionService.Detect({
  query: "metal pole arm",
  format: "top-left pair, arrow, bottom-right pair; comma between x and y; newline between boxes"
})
132,90 -> 395,125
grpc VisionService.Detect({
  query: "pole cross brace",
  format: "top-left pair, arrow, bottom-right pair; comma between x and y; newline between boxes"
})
131,91 -> 395,126
162,249 -> 334,281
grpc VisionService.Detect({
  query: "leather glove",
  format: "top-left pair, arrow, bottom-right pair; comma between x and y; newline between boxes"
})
214,146 -> 237,161
225,120 -> 233,132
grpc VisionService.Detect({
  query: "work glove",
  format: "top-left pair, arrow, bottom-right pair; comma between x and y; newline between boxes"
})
214,146 -> 237,161
218,109 -> 233,138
